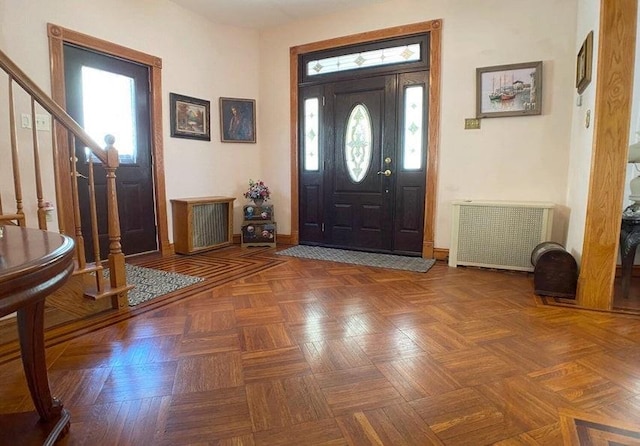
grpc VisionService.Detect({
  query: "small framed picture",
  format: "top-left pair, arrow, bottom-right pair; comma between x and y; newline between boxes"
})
219,97 -> 256,143
476,61 -> 543,118
576,31 -> 593,94
170,93 -> 211,141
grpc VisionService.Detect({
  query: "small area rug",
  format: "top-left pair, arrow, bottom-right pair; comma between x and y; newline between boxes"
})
277,245 -> 436,273
107,264 -> 205,306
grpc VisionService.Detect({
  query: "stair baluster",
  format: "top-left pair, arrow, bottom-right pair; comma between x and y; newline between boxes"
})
87,153 -> 105,294
30,97 -> 47,230
7,77 -> 25,226
68,136 -> 87,271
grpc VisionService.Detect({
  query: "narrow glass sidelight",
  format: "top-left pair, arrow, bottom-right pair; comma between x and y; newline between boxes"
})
81,66 -> 137,164
345,104 -> 372,183
304,97 -> 319,171
403,85 -> 424,170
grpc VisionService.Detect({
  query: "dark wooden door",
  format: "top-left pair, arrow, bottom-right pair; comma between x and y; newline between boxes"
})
325,75 -> 395,251
64,44 -> 157,261
300,71 -> 428,255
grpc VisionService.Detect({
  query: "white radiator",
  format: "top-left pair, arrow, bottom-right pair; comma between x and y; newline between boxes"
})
449,200 -> 554,272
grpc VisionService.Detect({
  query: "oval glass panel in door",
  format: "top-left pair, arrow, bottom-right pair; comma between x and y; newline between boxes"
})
345,104 -> 373,183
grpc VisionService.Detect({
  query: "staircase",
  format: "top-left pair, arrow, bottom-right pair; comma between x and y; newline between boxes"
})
0,48 -> 130,309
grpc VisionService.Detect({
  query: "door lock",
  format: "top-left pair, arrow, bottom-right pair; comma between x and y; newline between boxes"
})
377,169 -> 392,177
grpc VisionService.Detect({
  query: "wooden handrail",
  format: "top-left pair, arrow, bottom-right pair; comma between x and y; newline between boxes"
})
0,48 -> 108,164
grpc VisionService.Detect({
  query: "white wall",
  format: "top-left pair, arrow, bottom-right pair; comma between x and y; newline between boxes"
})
564,0 -> 601,263
259,0 -> 578,248
1,0 -> 581,252
0,0 -> 262,235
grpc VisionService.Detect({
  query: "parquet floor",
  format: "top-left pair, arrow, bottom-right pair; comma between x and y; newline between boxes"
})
1,246 -> 640,445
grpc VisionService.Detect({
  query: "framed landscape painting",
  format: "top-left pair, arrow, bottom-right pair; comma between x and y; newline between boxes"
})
476,61 -> 543,118
170,93 -> 211,141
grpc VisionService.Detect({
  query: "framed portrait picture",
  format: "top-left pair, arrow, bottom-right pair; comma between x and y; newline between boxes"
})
219,97 -> 256,143
476,61 -> 543,118
576,31 -> 593,94
170,93 -> 211,141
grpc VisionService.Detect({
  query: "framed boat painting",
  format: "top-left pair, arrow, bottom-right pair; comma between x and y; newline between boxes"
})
476,61 -> 543,118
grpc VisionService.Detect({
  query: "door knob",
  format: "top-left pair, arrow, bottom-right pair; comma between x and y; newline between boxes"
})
377,169 -> 392,177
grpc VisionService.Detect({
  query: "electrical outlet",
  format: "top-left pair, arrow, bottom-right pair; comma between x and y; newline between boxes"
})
21,113 -> 32,129
35,114 -> 51,131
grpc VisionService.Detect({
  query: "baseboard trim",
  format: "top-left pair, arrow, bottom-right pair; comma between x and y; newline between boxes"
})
204,235 -> 445,257
615,264 -> 640,277
433,248 -> 448,261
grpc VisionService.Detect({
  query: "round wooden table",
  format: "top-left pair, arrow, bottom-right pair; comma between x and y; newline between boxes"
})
0,225 -> 75,445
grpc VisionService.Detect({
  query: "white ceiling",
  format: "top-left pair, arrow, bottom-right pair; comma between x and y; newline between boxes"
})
170,0 -> 387,29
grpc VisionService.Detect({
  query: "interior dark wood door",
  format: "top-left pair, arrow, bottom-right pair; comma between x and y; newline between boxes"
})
299,71 -> 428,255
64,44 -> 157,261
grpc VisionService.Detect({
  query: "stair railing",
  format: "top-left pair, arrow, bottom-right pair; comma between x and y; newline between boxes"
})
0,48 -> 128,309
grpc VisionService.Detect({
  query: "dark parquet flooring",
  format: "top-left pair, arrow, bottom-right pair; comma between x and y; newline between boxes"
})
1,245 -> 640,445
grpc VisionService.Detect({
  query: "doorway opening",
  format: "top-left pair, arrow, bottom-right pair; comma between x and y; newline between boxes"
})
48,24 -> 171,259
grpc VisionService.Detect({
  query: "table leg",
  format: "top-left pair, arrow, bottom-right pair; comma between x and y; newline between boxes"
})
16,300 -> 64,421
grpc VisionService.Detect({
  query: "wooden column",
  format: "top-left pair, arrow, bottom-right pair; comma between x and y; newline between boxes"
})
577,0 -> 637,309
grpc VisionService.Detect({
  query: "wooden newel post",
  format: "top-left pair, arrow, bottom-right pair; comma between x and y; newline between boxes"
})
104,135 -> 128,309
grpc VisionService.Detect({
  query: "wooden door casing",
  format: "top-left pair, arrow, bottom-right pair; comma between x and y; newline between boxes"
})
47,24 -> 171,257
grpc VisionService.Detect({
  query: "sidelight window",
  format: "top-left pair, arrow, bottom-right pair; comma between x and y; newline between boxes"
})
303,97 -> 319,171
403,85 -> 424,170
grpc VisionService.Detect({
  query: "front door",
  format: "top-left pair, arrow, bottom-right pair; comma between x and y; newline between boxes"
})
299,70 -> 428,255
64,44 -> 157,261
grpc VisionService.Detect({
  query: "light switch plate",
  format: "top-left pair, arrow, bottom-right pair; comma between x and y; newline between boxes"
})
21,113 -> 32,129
465,118 -> 480,130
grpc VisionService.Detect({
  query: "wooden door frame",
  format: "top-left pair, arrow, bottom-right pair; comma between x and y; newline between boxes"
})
289,20 -> 442,258
577,0 -> 637,309
47,24 -> 171,256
